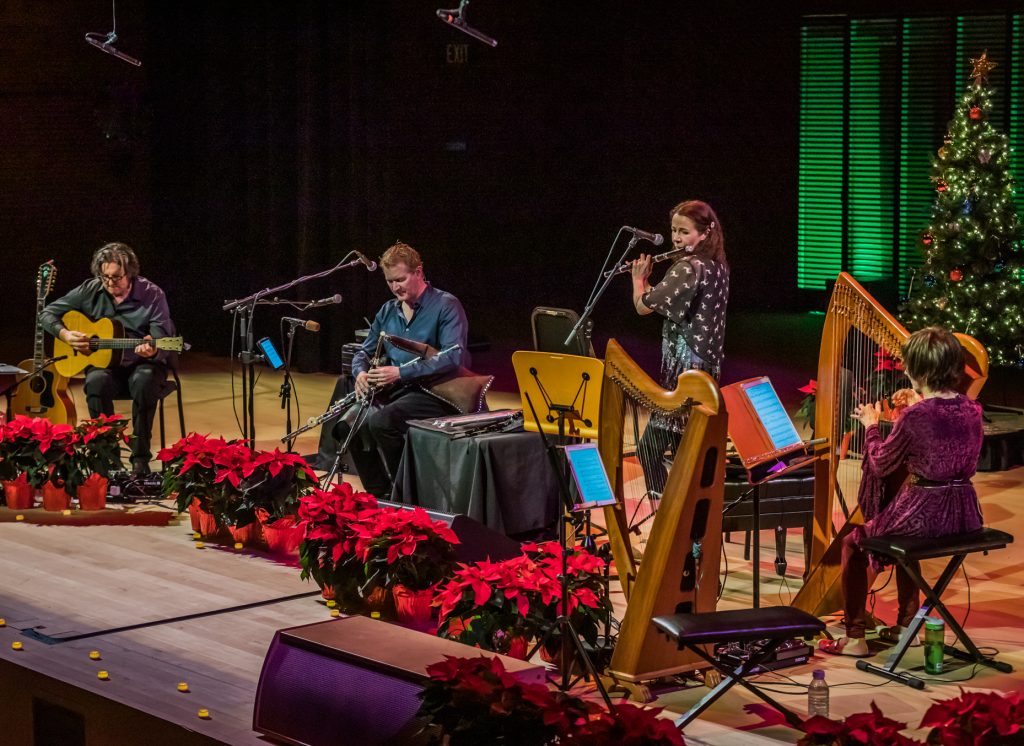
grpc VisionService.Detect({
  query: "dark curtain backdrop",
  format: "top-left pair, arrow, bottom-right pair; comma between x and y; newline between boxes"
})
139,0 -> 803,372
3,0 -> 1009,373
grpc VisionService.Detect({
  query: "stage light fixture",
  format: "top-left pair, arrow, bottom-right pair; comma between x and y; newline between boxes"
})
436,1 -> 497,48
85,0 -> 141,67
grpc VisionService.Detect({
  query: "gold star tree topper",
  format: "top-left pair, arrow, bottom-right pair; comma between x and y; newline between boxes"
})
969,51 -> 997,86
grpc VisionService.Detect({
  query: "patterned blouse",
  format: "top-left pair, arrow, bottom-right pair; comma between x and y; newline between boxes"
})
642,256 -> 729,383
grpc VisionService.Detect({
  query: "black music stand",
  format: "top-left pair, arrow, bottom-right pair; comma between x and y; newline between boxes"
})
520,391 -> 614,710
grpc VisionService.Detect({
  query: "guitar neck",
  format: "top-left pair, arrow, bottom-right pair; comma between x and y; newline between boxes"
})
90,339 -> 158,350
32,300 -> 47,368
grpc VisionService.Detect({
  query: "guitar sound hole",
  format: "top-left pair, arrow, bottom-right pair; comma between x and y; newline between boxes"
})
30,378 -> 45,393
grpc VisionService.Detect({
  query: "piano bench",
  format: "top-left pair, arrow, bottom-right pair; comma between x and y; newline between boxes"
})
856,527 -> 1015,688
653,606 -> 824,730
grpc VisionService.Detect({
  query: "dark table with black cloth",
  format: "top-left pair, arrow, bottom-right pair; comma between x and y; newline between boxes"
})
392,422 -> 560,537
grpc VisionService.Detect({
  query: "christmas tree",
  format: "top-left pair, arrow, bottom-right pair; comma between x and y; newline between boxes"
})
902,52 -> 1024,367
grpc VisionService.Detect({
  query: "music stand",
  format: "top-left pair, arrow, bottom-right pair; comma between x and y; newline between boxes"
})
0,364 -> 28,422
720,376 -> 820,608
511,351 -> 603,441
520,392 -> 614,710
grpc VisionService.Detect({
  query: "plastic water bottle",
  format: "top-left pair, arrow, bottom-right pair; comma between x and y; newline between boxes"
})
924,617 -> 945,674
808,669 -> 829,718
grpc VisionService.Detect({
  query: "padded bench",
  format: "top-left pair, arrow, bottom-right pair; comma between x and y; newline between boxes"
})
856,527 -> 1014,689
653,606 -> 824,729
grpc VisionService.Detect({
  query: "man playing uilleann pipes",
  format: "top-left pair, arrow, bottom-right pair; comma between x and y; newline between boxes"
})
39,242 -> 176,475
333,241 -> 470,498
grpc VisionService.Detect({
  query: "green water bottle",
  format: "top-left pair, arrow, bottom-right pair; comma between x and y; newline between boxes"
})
924,617 -> 945,674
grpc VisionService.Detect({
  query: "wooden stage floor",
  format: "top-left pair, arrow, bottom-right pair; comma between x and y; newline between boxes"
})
1,354 -> 1022,745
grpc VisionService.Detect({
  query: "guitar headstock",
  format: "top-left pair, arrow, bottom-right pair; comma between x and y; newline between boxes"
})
37,260 -> 57,301
155,337 -> 186,353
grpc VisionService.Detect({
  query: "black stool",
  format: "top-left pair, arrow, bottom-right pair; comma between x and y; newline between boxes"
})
857,527 -> 1014,689
652,606 -> 824,729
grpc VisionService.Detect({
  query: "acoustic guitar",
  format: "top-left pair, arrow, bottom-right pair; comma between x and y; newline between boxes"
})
54,310 -> 185,378
11,261 -> 77,425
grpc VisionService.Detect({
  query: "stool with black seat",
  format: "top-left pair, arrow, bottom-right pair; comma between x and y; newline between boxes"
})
652,607 -> 824,729
856,527 -> 1014,689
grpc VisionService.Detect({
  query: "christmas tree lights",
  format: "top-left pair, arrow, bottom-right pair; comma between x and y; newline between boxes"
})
902,52 -> 1024,367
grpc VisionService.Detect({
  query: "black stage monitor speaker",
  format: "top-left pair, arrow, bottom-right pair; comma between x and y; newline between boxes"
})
254,615 -> 546,746
377,499 -> 522,563
530,306 -> 594,357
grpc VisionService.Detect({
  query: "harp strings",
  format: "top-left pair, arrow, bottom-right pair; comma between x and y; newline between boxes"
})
621,392 -> 690,561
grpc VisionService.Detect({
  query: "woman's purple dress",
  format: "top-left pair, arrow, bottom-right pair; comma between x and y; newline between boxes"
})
854,395 -> 984,567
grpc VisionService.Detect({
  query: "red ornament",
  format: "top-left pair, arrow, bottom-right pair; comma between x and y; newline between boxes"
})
922,233 -> 933,246
949,268 -> 963,282
969,106 -> 982,120
936,179 -> 948,193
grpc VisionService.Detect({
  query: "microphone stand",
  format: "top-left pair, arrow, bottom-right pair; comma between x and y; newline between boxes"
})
564,229 -> 637,347
223,253 -> 363,443
281,323 -> 300,453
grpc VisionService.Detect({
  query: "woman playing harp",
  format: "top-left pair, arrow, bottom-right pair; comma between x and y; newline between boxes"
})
629,200 -> 729,494
819,326 -> 984,657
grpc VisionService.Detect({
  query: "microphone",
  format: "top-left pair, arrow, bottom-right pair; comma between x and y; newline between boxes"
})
85,33 -> 142,67
436,7 -> 498,47
307,294 -> 343,308
282,317 -> 321,332
356,251 -> 380,272
623,226 -> 664,246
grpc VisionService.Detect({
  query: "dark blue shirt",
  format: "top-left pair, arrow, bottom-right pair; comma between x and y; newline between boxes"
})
353,284 -> 469,381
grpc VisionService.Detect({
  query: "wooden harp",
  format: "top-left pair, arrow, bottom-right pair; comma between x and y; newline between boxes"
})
598,339 -> 728,689
792,272 -> 988,617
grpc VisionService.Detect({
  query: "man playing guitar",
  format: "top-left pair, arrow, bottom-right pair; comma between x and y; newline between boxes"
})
39,243 -> 176,475
335,241 -> 470,498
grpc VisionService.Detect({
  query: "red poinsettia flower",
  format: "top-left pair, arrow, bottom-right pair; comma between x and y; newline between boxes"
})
799,379 -> 817,395
243,448 -> 316,481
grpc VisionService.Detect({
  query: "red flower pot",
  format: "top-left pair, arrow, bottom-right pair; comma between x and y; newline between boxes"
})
188,500 -> 220,538
2,474 -> 34,510
41,481 -> 72,511
77,474 -> 108,511
228,522 -> 262,547
188,498 -> 204,531
261,515 -> 304,555
505,635 -> 529,660
392,585 -> 435,627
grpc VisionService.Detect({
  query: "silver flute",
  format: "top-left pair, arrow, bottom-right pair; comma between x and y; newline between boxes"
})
603,247 -> 686,278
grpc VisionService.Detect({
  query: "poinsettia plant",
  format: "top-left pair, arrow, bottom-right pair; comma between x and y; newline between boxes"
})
435,542 -> 609,656
796,379 -> 817,431
0,415 -> 78,488
798,689 -> 1024,746
159,434 -> 317,528
920,688 -> 1024,745
354,506 -> 460,592
297,482 -> 381,605
65,415 -> 130,493
417,655 -> 684,746
159,432 -> 233,514
799,703 -> 917,746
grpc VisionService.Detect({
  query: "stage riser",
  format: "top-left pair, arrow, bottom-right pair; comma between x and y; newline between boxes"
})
0,659 -> 225,746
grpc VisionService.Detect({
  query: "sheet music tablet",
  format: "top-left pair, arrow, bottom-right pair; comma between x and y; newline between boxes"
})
563,443 -> 617,510
740,378 -> 803,451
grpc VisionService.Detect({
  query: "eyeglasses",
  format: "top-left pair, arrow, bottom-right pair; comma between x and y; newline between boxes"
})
99,273 -> 126,284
